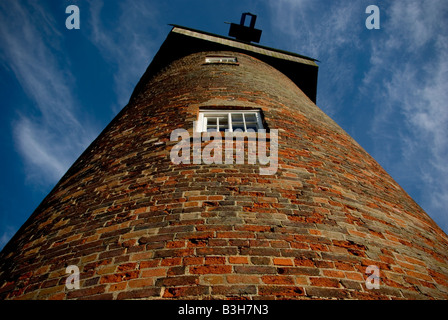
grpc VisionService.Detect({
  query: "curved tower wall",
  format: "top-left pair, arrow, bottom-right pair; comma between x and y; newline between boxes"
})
1,51 -> 447,300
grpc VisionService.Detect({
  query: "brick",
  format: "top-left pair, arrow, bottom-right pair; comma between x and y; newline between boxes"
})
108,282 -> 127,292
294,258 -> 315,267
216,231 -> 256,239
196,247 -> 238,255
183,257 -> 204,265
188,196 -> 208,201
153,248 -> 194,258
48,292 -> 66,300
334,261 -> 354,271
345,272 -> 364,281
117,288 -> 161,299
212,285 -> 256,295
98,248 -> 126,260
258,285 -> 305,297
294,276 -> 309,285
240,247 -> 280,256
228,256 -> 249,264
309,243 -> 329,252
128,278 -> 154,288
184,201 -> 200,208
261,276 -> 295,285
166,240 -> 186,248
163,286 -> 209,298
67,285 -> 106,299
134,207 -> 148,214
340,279 -> 362,290
208,195 -> 225,201
277,267 -> 319,276
200,275 -> 225,285
139,234 -> 173,244
161,257 -> 182,266
237,225 -> 271,232
234,266 -> 276,274
190,265 -> 232,275
322,270 -> 345,278
187,239 -> 208,247
140,259 -> 160,269
205,256 -> 226,265
306,287 -> 349,299
141,268 -> 167,278
310,277 -> 340,288
117,263 -> 138,272
100,271 -> 139,284
273,258 -> 294,266
78,293 -> 114,300
167,266 -> 185,276
130,251 -> 153,261
226,275 -> 260,284
156,276 -> 199,287
175,232 -> 214,240
405,256 -> 426,267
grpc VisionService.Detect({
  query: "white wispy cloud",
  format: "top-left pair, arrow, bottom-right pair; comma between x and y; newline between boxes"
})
268,0 -> 363,58
0,1 -> 95,185
87,0 -> 163,111
267,0 -> 448,232
365,0 -> 448,232
267,0 -> 365,116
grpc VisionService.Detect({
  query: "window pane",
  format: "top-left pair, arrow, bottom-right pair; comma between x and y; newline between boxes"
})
218,116 -> 228,124
231,113 -> 243,121
206,117 -> 217,132
245,113 -> 257,122
218,116 -> 229,131
207,117 -> 217,125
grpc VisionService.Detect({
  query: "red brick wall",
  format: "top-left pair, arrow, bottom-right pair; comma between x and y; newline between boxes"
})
1,51 -> 447,300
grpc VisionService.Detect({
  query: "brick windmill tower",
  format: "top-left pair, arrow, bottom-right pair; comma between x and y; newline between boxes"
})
1,14 -> 448,300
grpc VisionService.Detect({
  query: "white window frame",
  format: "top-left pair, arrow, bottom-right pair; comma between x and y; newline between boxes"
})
196,110 -> 264,133
205,56 -> 238,64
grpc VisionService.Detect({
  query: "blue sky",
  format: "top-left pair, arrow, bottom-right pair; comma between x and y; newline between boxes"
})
0,0 -> 447,250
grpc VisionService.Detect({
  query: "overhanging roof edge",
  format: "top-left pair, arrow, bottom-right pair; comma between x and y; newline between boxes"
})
168,24 -> 319,65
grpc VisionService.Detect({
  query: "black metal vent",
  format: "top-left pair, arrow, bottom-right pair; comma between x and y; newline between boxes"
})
228,13 -> 262,43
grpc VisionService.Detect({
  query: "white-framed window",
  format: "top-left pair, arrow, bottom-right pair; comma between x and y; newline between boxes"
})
204,56 -> 238,64
196,110 -> 264,133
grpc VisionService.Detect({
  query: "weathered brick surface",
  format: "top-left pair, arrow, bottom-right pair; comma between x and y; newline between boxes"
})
0,51 -> 448,300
